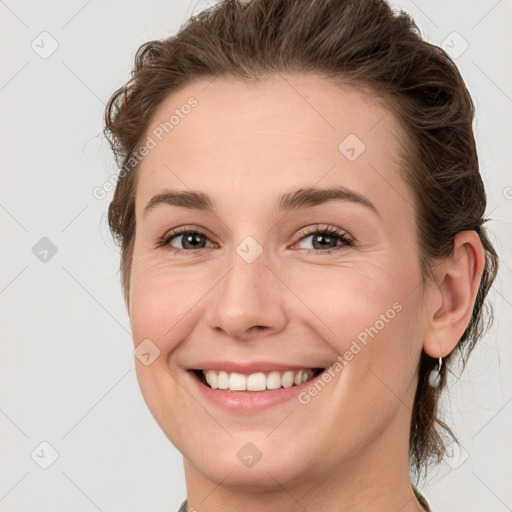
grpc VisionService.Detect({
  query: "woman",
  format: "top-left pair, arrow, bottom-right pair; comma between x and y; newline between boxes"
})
103,0 -> 498,510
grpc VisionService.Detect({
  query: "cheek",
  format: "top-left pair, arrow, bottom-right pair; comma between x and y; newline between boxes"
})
128,259 -> 213,438
294,264 -> 423,388
129,277 -> 172,350
128,256 -> 211,353
293,266 -> 401,340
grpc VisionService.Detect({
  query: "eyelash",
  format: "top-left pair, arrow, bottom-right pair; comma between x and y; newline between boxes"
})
156,224 -> 354,256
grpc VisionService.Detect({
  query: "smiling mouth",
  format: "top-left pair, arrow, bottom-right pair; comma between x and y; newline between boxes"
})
191,368 -> 324,392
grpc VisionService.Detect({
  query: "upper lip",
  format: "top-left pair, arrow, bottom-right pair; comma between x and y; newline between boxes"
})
189,361 -> 323,374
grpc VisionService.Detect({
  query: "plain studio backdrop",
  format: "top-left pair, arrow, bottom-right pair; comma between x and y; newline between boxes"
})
0,1 -> 511,511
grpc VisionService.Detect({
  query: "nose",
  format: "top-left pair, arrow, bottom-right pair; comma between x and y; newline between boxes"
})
204,248 -> 287,341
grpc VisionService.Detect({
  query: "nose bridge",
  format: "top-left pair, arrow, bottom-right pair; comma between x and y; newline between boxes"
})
205,238 -> 286,339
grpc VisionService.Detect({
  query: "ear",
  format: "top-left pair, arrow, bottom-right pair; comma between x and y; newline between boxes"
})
423,231 -> 486,359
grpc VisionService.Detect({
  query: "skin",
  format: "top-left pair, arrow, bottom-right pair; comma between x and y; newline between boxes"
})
126,74 -> 484,511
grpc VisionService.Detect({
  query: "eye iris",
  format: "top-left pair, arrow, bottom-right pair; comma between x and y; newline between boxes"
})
182,233 -> 205,249
312,233 -> 337,249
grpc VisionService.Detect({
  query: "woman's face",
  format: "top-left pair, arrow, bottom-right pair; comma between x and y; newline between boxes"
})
128,74 -> 429,491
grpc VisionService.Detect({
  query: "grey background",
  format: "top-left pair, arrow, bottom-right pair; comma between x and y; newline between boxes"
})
0,1 -> 511,511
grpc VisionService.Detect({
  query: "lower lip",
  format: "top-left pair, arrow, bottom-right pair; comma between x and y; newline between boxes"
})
187,370 -> 323,412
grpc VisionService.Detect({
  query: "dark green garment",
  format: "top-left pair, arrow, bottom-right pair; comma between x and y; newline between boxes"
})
177,484 -> 432,511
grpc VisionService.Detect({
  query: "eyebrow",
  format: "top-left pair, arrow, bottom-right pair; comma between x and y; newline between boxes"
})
143,186 -> 379,217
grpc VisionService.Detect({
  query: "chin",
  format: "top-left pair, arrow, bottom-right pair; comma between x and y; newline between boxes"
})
178,430 -> 319,491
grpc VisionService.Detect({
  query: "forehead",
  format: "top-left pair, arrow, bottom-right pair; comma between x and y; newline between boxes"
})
135,73 -> 413,217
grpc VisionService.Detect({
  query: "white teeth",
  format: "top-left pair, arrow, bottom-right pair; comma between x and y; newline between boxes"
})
217,370 -> 229,390
281,371 -> 295,388
228,372 -> 246,391
247,372 -> 266,391
266,371 -> 282,390
201,368 -> 317,391
204,371 -> 218,389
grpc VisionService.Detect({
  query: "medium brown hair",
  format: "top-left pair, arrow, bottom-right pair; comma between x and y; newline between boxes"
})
103,0 -> 498,478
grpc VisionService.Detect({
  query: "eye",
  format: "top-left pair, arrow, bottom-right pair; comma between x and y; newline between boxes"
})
292,225 -> 354,253
157,227 -> 215,254
157,224 -> 354,255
